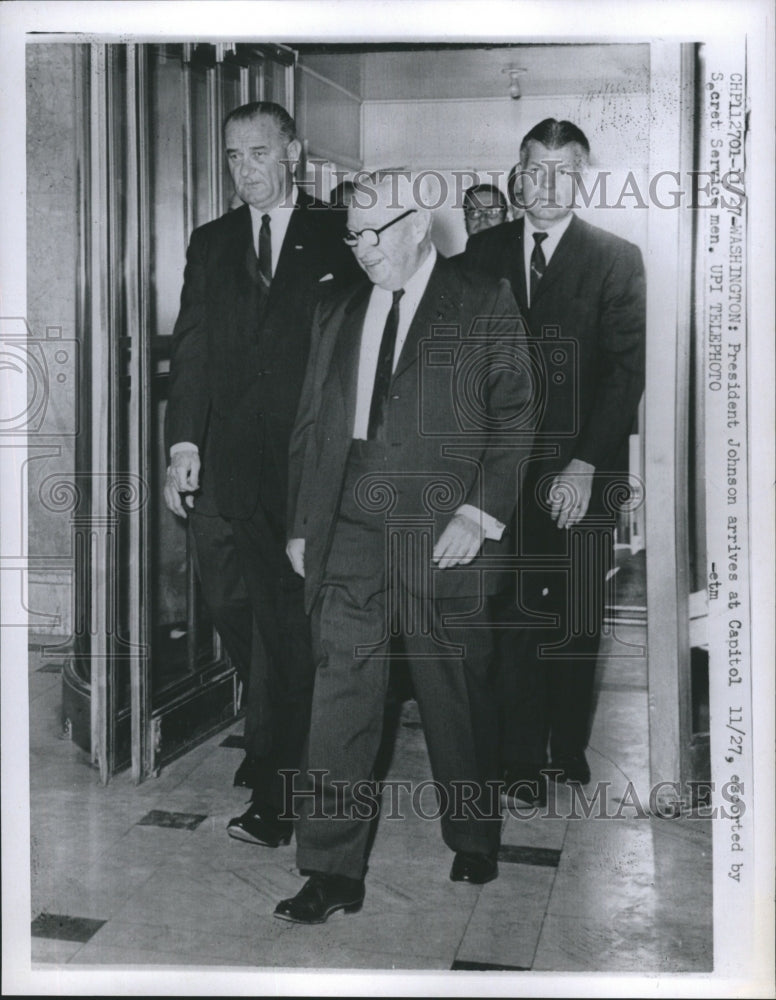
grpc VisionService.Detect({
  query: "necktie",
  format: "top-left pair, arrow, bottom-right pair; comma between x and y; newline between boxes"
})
530,230 -> 548,304
367,289 -> 405,440
258,213 -> 272,287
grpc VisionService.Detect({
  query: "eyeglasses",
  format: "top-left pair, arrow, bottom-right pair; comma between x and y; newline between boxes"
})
343,208 -> 417,247
464,207 -> 507,219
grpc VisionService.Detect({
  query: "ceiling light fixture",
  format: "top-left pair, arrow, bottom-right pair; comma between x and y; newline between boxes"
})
502,67 -> 527,100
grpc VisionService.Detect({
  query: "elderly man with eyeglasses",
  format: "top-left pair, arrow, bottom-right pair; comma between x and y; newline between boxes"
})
273,171 -> 536,924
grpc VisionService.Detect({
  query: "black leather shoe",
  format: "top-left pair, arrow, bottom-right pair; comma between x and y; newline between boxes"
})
450,851 -> 498,885
226,806 -> 292,847
502,765 -> 548,808
233,755 -> 256,788
552,752 -> 591,785
274,873 -> 365,924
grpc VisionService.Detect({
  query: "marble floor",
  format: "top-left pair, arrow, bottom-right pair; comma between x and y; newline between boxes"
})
23,619 -> 713,990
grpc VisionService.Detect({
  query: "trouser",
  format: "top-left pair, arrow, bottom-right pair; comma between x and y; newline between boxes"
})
496,513 -> 613,766
188,508 -> 252,686
230,493 -> 315,816
293,441 -> 501,880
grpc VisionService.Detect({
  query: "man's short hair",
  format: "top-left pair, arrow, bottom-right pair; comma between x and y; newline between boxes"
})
463,183 -> 507,208
519,119 -> 590,162
223,101 -> 297,145
330,179 -> 357,208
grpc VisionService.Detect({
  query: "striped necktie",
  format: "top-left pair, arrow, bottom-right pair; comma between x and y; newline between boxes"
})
258,213 -> 272,287
367,289 -> 405,440
530,230 -> 548,304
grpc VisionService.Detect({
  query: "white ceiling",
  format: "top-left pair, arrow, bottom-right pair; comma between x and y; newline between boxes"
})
299,44 -> 650,102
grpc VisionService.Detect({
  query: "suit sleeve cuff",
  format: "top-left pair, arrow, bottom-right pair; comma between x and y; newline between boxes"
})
170,442 -> 199,457
457,504 -> 505,541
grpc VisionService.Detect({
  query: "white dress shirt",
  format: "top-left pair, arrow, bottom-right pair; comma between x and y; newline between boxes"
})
353,246 -> 504,541
248,184 -> 298,277
523,211 -> 574,307
352,247 -> 438,439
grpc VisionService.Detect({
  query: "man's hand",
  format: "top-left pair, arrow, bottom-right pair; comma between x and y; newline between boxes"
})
548,458 -> 595,529
163,449 -> 201,518
432,511 -> 486,569
287,538 -> 306,577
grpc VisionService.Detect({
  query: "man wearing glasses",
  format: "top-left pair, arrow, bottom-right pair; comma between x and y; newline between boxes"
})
462,183 -> 509,240
274,171 -> 535,924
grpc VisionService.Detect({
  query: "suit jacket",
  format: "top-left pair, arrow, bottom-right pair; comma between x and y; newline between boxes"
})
287,255 -> 536,613
165,190 -> 359,521
464,214 -> 645,482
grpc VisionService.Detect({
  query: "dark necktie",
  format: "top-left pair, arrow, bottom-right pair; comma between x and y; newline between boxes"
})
367,289 -> 405,440
530,230 -> 548,304
258,212 -> 272,287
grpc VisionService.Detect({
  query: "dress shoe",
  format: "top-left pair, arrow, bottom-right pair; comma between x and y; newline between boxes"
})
274,873 -> 365,924
226,806 -> 292,847
502,764 -> 548,808
233,754 -> 256,788
551,752 -> 591,785
450,851 -> 498,885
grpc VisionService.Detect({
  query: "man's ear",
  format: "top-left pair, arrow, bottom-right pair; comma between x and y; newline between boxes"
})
286,138 -> 303,174
412,207 -> 433,244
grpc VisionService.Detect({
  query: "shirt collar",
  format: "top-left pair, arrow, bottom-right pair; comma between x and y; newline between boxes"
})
248,183 -> 298,227
372,245 -> 437,304
523,210 -> 574,251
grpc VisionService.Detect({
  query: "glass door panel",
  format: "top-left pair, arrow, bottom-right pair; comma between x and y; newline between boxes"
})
77,40 -> 296,781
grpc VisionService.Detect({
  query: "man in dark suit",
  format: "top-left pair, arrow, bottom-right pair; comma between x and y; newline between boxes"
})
272,172 -> 535,924
164,101 -> 357,844
464,119 -> 646,799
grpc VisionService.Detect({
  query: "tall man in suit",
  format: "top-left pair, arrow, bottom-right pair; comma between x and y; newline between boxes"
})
465,119 -> 646,798
164,101 -> 357,844
273,173 -> 535,924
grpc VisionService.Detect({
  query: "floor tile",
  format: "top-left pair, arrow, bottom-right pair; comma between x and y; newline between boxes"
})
136,809 -> 207,830
497,844 -> 561,867
82,914 -> 292,967
451,959 -> 529,971
32,936 -> 88,965
31,912 -> 106,942
279,907 -> 472,966
500,813 -> 568,851
68,943 -> 256,966
106,865 -> 303,935
532,910 -> 712,972
455,863 -> 556,970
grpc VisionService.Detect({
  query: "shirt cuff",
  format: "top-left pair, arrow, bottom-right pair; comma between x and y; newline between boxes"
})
457,504 -> 505,541
170,442 -> 199,457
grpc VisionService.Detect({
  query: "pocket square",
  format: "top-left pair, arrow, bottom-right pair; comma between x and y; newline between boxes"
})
319,273 -> 334,282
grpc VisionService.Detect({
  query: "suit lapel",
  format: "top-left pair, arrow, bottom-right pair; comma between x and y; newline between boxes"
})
509,219 -> 529,316
269,191 -> 312,295
224,204 -> 259,290
218,205 -> 266,342
393,256 -> 457,382
530,214 -> 581,310
334,282 -> 372,426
